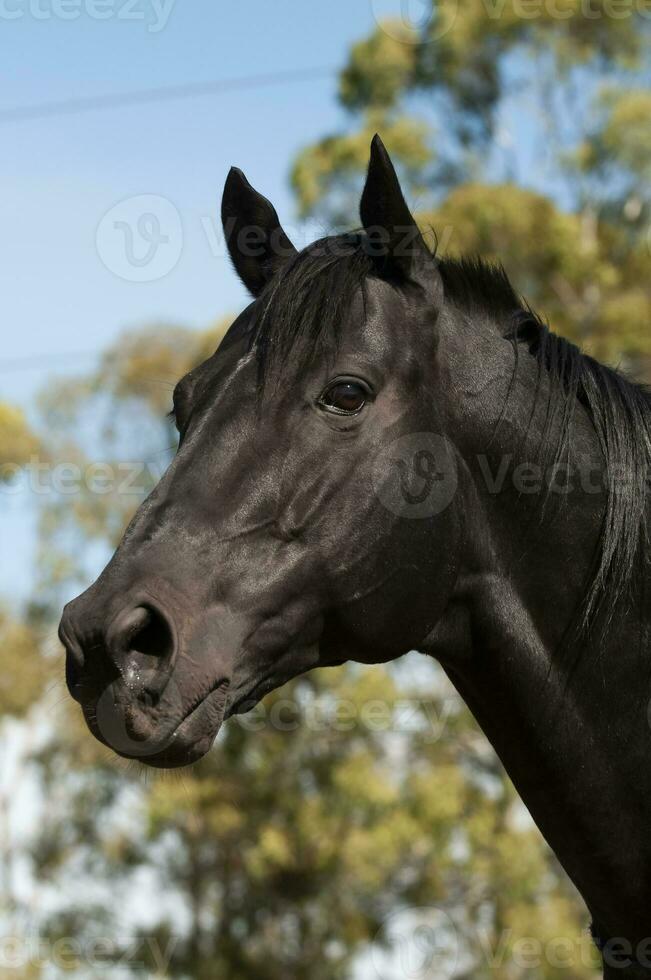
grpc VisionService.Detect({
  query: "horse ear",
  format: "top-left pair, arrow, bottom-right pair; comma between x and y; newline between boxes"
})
360,134 -> 432,279
221,167 -> 297,297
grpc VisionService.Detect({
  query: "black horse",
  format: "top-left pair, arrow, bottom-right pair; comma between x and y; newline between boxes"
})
60,136 -> 651,975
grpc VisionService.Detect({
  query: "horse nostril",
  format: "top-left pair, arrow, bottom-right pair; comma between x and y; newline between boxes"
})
130,606 -> 173,659
107,604 -> 176,699
109,605 -> 174,659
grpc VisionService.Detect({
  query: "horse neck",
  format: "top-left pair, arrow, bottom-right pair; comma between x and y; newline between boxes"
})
428,331 -> 651,940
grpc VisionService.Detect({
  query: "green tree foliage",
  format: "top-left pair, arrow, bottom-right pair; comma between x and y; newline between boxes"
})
0,608 -> 45,717
574,87 -> 651,240
292,115 -> 432,224
0,401 -> 53,961
291,3 -> 650,373
0,402 -> 39,480
0,402 -> 46,718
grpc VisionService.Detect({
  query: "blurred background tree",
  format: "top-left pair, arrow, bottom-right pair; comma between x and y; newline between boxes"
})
0,403 -> 49,975
2,1 -> 649,976
0,403 -> 39,479
0,400 -> 43,715
292,2 -> 651,370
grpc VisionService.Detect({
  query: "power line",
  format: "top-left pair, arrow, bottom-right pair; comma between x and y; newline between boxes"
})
0,65 -> 335,125
0,64 -> 337,374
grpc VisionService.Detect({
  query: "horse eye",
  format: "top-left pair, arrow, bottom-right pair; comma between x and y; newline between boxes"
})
319,379 -> 369,416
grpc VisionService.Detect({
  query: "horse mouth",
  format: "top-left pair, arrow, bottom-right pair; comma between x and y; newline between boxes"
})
94,628 -> 323,768
225,675 -> 285,718
91,677 -> 231,770
173,678 -> 230,741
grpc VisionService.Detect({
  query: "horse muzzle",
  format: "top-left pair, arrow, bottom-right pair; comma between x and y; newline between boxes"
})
59,586 -> 238,768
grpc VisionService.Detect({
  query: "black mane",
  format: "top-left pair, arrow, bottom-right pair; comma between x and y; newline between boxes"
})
251,234 -> 651,635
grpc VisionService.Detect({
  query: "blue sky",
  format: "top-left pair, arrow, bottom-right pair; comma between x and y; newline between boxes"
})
0,0 -> 403,402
